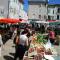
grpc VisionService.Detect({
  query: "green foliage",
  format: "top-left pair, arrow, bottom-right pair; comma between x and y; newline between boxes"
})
36,33 -> 47,44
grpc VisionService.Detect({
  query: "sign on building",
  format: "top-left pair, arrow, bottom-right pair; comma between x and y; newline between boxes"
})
9,1 -> 19,19
0,7 -> 4,18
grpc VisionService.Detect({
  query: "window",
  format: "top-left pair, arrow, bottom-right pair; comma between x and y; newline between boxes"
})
0,8 -> 4,16
43,4 -> 46,7
10,8 -> 14,13
14,0 -> 17,3
53,10 -> 54,14
48,16 -> 54,20
1,9 -> 4,14
39,15 -> 41,19
44,15 -> 46,19
57,15 -> 59,20
48,9 -> 50,13
48,16 -> 51,20
58,8 -> 60,13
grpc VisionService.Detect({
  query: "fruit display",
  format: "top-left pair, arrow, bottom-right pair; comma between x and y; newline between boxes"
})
45,48 -> 52,55
27,33 -> 57,60
28,47 -> 34,53
28,43 -> 45,55
28,44 -> 53,59
35,45 -> 45,53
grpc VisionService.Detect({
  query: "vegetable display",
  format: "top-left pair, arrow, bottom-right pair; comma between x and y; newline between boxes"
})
36,33 -> 47,44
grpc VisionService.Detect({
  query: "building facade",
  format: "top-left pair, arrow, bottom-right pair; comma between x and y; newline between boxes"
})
0,0 -> 28,20
8,0 -> 28,20
0,0 -> 20,18
48,5 -> 60,20
9,0 -> 19,19
0,0 -> 9,18
28,0 -> 48,21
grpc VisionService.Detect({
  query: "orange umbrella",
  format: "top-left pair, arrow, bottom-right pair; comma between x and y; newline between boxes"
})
19,19 -> 28,23
0,18 -> 21,23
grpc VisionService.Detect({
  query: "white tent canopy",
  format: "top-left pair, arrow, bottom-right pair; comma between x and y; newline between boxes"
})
35,21 -> 49,24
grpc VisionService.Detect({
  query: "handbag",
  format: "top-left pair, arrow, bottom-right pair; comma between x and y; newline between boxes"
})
15,36 -> 19,45
13,35 -> 19,45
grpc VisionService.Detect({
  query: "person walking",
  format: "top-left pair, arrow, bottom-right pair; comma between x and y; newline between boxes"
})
47,28 -> 55,45
0,34 -> 3,57
12,28 -> 17,40
14,30 -> 29,60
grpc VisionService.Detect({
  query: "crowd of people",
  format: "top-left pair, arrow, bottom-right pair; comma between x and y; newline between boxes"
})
12,26 -> 37,60
12,26 -> 56,60
0,25 -> 58,60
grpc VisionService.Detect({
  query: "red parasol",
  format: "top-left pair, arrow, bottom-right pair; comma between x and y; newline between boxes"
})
0,18 -> 21,23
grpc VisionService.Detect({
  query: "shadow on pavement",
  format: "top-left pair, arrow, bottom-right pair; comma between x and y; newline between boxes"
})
4,55 -> 14,60
9,53 -> 15,57
12,46 -> 15,47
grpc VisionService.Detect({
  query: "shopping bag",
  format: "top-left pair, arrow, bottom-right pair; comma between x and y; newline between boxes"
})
44,39 -> 52,50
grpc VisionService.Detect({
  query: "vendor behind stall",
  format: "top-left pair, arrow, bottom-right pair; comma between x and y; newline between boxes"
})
47,28 -> 55,45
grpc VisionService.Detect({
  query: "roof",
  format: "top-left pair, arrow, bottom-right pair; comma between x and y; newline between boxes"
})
48,0 -> 60,5
29,0 -> 48,3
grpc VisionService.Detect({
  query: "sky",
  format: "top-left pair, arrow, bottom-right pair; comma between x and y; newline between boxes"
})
23,0 -> 28,12
48,0 -> 60,4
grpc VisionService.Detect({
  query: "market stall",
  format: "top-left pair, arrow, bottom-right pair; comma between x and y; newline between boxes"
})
23,33 -> 58,60
0,18 -> 21,44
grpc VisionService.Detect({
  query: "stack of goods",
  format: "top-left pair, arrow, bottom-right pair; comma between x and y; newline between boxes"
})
26,33 -> 57,60
28,44 -> 53,60
28,43 -> 45,60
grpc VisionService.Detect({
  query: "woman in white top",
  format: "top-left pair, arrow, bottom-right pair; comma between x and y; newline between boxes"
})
14,30 -> 29,60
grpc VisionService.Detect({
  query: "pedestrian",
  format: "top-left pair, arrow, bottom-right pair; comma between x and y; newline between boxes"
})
12,28 -> 17,41
14,30 -> 29,60
29,30 -> 37,44
24,25 -> 32,34
47,28 -> 55,45
0,34 -> 3,57
40,24 -> 45,33
21,28 -> 31,50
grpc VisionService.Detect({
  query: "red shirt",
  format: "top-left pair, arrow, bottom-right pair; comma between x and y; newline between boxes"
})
49,31 -> 55,39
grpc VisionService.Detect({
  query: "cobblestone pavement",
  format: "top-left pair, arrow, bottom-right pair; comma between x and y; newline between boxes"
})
0,39 -> 15,60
